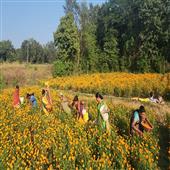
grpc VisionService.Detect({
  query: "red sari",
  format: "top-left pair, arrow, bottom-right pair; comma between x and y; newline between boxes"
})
13,89 -> 20,108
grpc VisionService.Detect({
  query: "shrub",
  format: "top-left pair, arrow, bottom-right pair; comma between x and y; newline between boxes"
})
52,60 -> 73,77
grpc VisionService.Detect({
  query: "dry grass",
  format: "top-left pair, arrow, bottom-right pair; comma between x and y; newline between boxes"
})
0,62 -> 52,87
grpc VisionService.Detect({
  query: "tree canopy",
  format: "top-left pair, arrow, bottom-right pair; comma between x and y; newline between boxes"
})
52,0 -> 169,76
0,0 -> 169,75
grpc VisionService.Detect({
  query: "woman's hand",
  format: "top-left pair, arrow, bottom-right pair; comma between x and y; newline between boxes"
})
138,130 -> 143,136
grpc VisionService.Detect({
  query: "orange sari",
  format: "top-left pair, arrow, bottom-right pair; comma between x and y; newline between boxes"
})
13,89 -> 20,108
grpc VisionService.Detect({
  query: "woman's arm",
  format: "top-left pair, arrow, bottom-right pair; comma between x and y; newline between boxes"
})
132,121 -> 143,136
46,88 -> 52,105
146,118 -> 153,129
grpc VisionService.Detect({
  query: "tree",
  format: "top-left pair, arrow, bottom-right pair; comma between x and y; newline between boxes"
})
63,0 -> 80,26
0,40 -> 15,62
103,0 -> 170,73
54,12 -> 80,72
53,0 -> 169,74
20,39 -> 44,63
43,41 -> 57,63
79,2 -> 99,73
96,1 -> 119,72
52,60 -> 73,77
136,0 -> 168,73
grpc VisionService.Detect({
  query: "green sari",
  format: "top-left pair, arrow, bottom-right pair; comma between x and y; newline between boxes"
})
97,100 -> 106,130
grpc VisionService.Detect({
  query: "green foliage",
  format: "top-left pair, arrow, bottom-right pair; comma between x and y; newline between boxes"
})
80,2 -> 99,73
0,40 -> 16,62
43,41 -> 57,63
115,0 -> 169,73
52,60 -> 73,77
54,12 -> 80,72
54,0 -> 169,74
1,0 -> 169,73
20,38 -> 44,63
103,35 -> 119,71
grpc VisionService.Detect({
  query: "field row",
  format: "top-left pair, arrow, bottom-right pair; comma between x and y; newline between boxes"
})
0,86 -> 169,169
45,73 -> 170,98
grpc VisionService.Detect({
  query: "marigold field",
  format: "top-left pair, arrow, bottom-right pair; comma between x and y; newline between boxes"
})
0,73 -> 170,170
46,72 -> 170,98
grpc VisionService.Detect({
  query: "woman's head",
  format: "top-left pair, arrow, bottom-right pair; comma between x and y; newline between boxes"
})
73,95 -> 79,103
26,93 -> 30,98
16,85 -> 19,89
72,95 -> 79,106
80,101 -> 85,108
80,101 -> 85,105
42,89 -> 46,96
139,105 -> 145,113
95,92 -> 103,103
73,95 -> 78,101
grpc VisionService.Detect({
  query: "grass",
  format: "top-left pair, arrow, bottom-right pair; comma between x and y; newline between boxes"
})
0,62 -> 52,87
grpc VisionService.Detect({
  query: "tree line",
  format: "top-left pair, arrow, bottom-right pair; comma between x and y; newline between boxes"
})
0,39 -> 56,63
0,0 -> 169,75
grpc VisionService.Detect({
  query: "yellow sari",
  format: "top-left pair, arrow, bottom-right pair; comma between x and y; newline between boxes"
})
42,95 -> 52,115
78,109 -> 89,124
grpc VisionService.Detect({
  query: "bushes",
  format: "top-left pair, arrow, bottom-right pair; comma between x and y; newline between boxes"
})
52,60 -> 73,77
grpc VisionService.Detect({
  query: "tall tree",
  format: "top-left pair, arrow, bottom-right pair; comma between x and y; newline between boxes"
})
79,2 -> 99,72
63,0 -> 80,26
53,0 -> 169,74
54,12 -> 80,72
136,0 -> 167,73
21,39 -> 44,63
96,1 -> 119,72
43,41 -> 57,63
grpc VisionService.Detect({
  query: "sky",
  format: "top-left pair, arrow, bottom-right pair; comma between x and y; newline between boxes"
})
0,0 -> 106,48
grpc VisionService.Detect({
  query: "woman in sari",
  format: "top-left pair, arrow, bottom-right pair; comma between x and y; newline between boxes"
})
72,95 -> 81,119
41,89 -> 52,115
13,85 -> 20,108
95,92 -> 111,133
30,93 -> 38,108
59,93 -> 72,115
80,101 -> 89,123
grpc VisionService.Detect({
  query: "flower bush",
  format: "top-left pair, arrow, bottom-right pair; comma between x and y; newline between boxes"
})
43,72 -> 170,98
